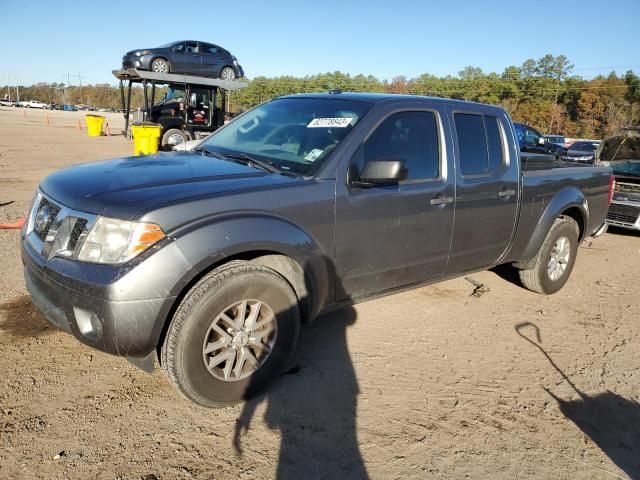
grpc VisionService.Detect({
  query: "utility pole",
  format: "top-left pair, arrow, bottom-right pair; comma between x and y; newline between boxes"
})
78,73 -> 85,105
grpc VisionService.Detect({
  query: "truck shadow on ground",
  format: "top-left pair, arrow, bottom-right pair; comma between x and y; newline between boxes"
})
0,295 -> 55,339
233,305 -> 368,480
489,264 -> 524,289
516,322 -> 640,479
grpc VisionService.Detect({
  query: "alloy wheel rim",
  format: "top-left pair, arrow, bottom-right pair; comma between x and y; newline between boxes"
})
221,69 -> 234,81
202,299 -> 277,382
153,62 -> 167,73
547,236 -> 571,281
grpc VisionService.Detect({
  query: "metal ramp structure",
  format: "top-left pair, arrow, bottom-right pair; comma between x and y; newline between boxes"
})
112,68 -> 248,135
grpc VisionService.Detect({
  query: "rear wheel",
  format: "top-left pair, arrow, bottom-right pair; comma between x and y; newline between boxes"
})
151,58 -> 170,74
518,216 -> 579,294
220,67 -> 236,81
161,261 -> 300,407
161,128 -> 189,150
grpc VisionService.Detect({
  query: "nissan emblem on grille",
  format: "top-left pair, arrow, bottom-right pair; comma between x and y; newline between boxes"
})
34,204 -> 53,235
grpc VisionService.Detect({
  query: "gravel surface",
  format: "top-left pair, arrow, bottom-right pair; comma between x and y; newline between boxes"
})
1,107 -> 639,479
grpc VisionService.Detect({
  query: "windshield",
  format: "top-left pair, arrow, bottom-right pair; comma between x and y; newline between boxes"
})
612,162 -> 640,176
200,97 -> 371,176
158,41 -> 179,48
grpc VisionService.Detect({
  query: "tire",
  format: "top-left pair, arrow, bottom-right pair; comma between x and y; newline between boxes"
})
161,261 -> 301,407
151,58 -> 170,74
518,216 -> 579,295
220,66 -> 236,81
161,128 -> 189,150
25,104 -> 31,108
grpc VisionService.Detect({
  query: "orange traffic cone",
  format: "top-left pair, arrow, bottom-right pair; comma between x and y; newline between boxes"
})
105,122 -> 111,136
76,119 -> 82,130
0,217 -> 25,230
45,114 -> 51,125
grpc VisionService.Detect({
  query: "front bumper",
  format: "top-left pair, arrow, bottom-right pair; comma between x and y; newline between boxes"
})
122,54 -> 151,70
605,199 -> 640,231
21,239 -> 178,358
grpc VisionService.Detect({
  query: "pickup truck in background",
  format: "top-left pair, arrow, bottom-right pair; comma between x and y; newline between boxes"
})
514,122 -> 568,159
22,93 -> 613,407
601,127 -> 640,231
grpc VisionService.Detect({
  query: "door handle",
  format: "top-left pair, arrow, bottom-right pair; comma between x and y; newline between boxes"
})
430,196 -> 454,206
498,189 -> 516,197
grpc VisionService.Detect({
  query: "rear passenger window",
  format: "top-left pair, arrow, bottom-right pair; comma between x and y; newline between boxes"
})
455,114 -> 488,175
454,113 -> 504,176
364,111 -> 440,180
484,116 -> 504,171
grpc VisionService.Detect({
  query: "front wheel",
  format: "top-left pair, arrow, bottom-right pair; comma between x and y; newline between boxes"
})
161,261 -> 300,407
151,58 -> 170,74
220,66 -> 236,81
518,216 -> 579,294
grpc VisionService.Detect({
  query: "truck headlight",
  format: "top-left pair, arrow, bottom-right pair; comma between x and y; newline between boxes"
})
77,217 -> 165,264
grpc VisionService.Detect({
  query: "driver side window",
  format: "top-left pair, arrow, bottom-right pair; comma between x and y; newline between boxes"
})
363,111 -> 440,181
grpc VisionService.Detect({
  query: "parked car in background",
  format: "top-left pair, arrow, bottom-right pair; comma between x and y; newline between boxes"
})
18,100 -> 49,109
0,98 -> 16,107
562,140 -> 601,163
513,123 -> 567,159
122,40 -> 244,80
22,93 -> 613,407
601,127 -> 640,231
544,134 -> 567,147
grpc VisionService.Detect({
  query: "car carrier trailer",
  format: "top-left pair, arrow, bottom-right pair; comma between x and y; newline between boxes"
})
112,68 -> 247,149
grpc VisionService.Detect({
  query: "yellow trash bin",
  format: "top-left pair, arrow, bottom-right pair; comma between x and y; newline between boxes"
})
85,114 -> 105,137
131,122 -> 162,156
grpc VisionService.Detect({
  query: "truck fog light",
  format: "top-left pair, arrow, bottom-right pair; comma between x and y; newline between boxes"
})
73,306 -> 103,339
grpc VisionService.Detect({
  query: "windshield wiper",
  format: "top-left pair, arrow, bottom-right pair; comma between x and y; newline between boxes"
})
219,152 -> 297,177
193,147 -> 225,159
194,147 -> 297,177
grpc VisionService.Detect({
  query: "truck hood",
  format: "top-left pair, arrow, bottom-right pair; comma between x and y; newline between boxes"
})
597,127 -> 640,163
40,152 -> 299,220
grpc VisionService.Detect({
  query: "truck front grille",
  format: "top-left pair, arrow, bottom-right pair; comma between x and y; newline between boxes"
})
607,203 -> 640,225
616,182 -> 640,195
68,218 -> 88,251
27,192 -> 96,260
33,197 -> 61,241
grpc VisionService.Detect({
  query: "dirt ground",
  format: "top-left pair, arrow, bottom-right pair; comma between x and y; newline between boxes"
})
0,106 -> 639,480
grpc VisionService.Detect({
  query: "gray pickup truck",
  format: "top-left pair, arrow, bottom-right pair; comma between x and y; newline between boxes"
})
21,93 -> 613,406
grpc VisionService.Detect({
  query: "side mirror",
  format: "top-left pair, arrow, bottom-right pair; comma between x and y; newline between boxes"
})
537,137 -> 546,146
356,159 -> 407,186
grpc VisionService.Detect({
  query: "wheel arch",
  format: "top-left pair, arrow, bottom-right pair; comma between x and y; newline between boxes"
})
152,215 -> 331,359
512,186 -> 588,269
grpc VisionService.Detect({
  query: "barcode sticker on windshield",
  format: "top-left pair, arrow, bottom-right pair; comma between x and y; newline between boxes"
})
307,117 -> 353,128
304,149 -> 324,162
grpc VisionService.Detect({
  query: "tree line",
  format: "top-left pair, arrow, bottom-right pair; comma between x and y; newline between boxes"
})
4,55 -> 639,139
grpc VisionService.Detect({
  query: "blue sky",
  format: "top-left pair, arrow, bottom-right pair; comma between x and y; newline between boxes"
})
1,0 -> 639,86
